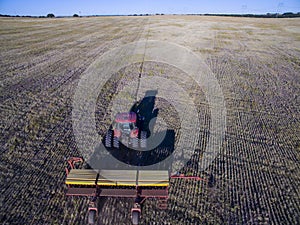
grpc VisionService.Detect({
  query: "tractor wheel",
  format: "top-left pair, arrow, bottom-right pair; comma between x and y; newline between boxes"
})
132,137 -> 138,149
113,137 -> 119,149
131,210 -> 140,225
88,210 -> 96,224
140,131 -> 147,149
105,130 -> 112,148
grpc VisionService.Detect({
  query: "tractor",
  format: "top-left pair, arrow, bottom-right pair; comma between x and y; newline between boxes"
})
104,111 -> 147,149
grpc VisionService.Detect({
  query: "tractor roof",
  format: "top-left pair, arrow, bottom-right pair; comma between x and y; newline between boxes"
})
115,112 -> 137,123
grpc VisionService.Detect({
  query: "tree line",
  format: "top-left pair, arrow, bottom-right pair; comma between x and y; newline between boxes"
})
0,12 -> 300,18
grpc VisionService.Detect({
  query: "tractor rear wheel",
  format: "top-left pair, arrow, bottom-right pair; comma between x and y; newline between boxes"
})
113,137 -> 119,149
88,210 -> 96,224
105,130 -> 112,148
140,131 -> 147,149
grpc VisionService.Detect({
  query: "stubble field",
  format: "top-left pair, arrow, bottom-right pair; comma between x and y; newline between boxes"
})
0,15 -> 299,224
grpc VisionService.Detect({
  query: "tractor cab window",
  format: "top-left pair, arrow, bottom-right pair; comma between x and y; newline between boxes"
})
120,122 -> 134,130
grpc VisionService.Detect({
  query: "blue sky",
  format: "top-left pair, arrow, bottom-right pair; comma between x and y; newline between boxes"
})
0,0 -> 299,16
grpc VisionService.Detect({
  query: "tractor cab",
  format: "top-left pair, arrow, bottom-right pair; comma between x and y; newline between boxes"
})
113,112 -> 139,138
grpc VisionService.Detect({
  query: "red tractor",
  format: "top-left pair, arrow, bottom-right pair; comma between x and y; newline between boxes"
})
105,112 -> 147,149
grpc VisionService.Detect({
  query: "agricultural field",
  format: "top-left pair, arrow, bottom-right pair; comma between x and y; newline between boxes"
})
0,15 -> 299,224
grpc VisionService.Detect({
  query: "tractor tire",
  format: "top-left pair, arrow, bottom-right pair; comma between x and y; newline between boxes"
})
140,131 -> 147,149
88,210 -> 96,224
113,137 -> 119,149
131,211 -> 140,225
132,137 -> 138,149
105,130 -> 112,148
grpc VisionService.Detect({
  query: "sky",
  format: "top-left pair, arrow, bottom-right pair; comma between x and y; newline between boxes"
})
0,0 -> 300,16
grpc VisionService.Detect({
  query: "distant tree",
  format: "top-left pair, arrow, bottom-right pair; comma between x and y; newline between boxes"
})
73,14 -> 79,17
47,13 -> 55,18
283,12 -> 294,16
282,12 -> 295,17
